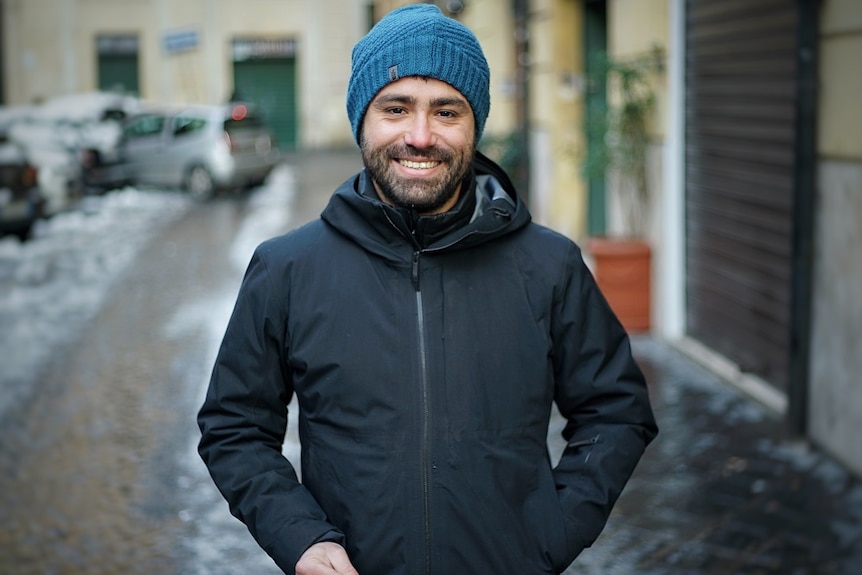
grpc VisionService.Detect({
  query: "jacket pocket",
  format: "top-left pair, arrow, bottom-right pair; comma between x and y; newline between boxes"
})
451,432 -> 565,574
524,464 -> 569,573
549,434 -> 602,571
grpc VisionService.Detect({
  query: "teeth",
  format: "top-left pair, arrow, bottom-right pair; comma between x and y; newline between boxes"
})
399,159 -> 439,169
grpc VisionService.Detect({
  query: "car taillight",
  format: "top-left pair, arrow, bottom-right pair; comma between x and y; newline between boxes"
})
231,104 -> 248,121
22,165 -> 37,188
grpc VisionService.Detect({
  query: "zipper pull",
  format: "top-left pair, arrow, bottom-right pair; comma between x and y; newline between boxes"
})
412,251 -> 421,291
570,435 -> 599,449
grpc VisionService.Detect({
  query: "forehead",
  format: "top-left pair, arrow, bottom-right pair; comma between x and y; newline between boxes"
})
372,76 -> 468,104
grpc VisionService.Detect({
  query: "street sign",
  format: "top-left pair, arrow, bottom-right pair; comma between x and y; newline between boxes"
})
163,29 -> 199,54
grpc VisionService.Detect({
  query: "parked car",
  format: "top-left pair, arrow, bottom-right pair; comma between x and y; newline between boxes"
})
0,143 -> 44,240
86,103 -> 281,200
6,92 -> 141,210
8,118 -> 85,214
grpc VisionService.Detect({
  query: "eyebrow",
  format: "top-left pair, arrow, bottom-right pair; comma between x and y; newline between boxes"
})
372,93 -> 470,110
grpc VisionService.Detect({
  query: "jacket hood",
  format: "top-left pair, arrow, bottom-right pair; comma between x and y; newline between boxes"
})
321,151 -> 531,262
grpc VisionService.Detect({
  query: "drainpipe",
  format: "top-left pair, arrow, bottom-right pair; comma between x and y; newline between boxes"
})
512,0 -> 530,203
661,0 -> 686,339
0,0 -> 4,104
787,0 -> 818,437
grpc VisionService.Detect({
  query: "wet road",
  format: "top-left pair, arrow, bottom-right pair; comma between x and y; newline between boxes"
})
0,149 -> 362,574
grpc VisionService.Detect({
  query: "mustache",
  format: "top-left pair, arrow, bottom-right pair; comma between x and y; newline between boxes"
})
386,144 -> 453,162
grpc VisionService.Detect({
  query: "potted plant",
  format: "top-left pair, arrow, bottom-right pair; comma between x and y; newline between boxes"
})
583,46 -> 664,332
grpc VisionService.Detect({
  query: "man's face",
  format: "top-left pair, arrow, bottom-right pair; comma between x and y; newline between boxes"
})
360,77 -> 476,215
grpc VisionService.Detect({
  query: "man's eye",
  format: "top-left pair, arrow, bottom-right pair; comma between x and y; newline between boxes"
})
388,107 -> 406,115
438,110 -> 455,118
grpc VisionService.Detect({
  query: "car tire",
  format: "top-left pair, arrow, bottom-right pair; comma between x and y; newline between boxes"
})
185,165 -> 216,201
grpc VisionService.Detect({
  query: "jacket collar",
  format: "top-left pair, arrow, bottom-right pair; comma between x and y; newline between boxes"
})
321,151 -> 531,261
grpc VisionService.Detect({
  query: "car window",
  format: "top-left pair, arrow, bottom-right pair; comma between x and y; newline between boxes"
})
101,109 -> 127,122
124,115 -> 166,139
224,116 -> 264,131
173,116 -> 207,137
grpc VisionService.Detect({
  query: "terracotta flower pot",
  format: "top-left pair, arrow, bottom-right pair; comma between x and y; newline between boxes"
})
586,238 -> 651,333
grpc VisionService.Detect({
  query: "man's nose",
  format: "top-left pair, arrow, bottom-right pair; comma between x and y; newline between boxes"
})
404,115 -> 435,149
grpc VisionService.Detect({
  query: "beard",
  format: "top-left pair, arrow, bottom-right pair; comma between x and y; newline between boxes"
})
360,136 -> 475,214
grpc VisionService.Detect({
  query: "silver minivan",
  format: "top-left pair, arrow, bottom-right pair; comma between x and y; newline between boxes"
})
108,103 -> 281,200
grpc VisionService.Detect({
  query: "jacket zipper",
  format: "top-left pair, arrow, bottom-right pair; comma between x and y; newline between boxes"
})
413,250 -> 432,574
570,435 -> 600,463
379,205 -> 446,573
570,435 -> 599,448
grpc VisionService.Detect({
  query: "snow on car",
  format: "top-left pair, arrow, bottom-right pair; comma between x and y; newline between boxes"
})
5,92 -> 142,214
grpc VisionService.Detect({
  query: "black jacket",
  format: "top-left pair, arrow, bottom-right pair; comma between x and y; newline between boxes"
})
197,153 -> 658,574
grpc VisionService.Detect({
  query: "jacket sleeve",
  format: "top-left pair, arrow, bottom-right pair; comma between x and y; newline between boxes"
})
550,243 -> 658,567
197,247 -> 342,573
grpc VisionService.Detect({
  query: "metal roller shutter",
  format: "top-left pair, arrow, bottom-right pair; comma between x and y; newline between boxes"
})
231,39 -> 299,150
685,0 -> 799,392
233,58 -> 298,150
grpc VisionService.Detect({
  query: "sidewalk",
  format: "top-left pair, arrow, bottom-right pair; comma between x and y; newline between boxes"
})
569,335 -> 862,575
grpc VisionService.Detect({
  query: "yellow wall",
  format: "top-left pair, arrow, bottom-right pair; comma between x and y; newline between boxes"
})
4,0 -> 159,104
528,0 -> 586,237
2,0 -> 362,147
75,0 -> 158,99
461,0 -> 518,137
609,0 -> 668,57
607,0 -> 668,139
819,0 -> 862,160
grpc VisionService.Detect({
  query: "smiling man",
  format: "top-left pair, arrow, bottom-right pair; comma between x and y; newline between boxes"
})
197,4 -> 657,575
360,77 -> 475,214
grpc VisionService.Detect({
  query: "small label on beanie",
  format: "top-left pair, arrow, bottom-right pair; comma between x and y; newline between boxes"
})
388,65 -> 399,82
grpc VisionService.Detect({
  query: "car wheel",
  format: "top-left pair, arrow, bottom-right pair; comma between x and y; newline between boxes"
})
186,165 -> 216,201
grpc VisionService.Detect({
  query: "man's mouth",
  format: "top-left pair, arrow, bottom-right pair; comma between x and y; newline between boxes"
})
398,159 -> 440,170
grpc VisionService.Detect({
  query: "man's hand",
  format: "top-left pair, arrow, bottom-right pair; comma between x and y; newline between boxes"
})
295,541 -> 359,575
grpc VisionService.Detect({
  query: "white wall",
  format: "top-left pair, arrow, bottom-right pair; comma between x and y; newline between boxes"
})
808,160 -> 862,476
807,0 -> 862,476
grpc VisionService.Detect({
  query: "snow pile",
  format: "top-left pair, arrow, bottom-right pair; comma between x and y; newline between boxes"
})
2,92 -> 142,213
0,105 -> 36,134
35,92 -> 141,122
0,188 -> 192,417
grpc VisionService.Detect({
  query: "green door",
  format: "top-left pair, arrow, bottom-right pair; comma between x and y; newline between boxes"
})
584,0 -> 608,236
98,54 -> 139,96
232,58 -> 298,149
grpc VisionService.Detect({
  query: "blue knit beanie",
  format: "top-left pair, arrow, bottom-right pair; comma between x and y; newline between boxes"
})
346,3 -> 491,143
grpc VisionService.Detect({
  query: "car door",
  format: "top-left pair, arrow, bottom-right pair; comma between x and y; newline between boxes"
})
160,112 -> 210,188
119,113 -> 168,186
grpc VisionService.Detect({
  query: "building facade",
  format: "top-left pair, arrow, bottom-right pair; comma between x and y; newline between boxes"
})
1,0 -> 371,149
807,0 -> 862,477
616,0 -> 862,476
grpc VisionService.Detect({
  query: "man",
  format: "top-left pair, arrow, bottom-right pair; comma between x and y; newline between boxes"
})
197,4 -> 657,575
